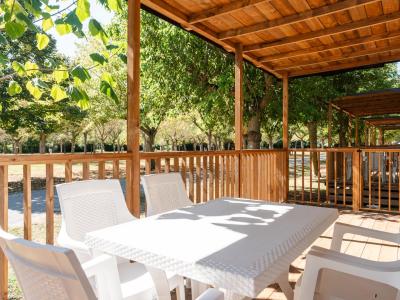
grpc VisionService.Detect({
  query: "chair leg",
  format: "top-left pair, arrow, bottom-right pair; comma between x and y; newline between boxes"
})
277,270 -> 294,300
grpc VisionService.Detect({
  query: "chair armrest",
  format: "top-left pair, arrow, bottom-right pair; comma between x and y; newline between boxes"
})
57,226 -> 91,262
331,222 -> 399,251
82,254 -> 122,300
297,246 -> 400,300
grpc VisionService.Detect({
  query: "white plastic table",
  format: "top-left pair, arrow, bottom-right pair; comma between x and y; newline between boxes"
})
85,198 -> 338,299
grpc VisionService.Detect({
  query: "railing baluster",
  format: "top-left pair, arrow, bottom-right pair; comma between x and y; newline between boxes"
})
368,152 -> 372,208
209,156 -> 214,200
189,157 -> 194,202
165,158 -> 171,173
225,155 -> 231,197
0,165 -> 8,300
215,156 -> 220,198
301,151 -> 305,203
155,158 -> 161,173
310,151 -> 313,203
181,157 -> 187,190
46,164 -> 54,245
230,155 -> 235,197
23,165 -> 32,240
145,159 -> 151,175
98,161 -> 105,179
317,152 -> 321,204
343,153 -> 346,206
326,152 -> 329,204
195,156 -> 201,203
378,153 -> 381,209
65,161 -> 72,183
334,152 -> 337,206
294,151 -> 297,202
388,152 -> 392,211
83,162 -> 89,180
173,157 -> 179,173
202,156 -> 208,202
113,160 -> 120,179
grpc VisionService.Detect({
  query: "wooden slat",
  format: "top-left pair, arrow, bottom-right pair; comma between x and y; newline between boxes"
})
195,156 -> 201,203
23,164 -> 32,240
334,152 -> 338,205
230,155 -> 235,196
301,151 -> 305,202
155,158 -> 161,173
317,152 -> 321,204
173,157 -> 179,172
113,160 -> 120,179
343,154 -> 346,205
215,155 -> 220,198
189,0 -> 269,23
98,161 -> 105,179
165,158 -> 171,173
369,152 -> 372,208
0,165 -> 8,300
378,153 -> 382,209
388,152 -> 392,210
65,161 -> 72,183
294,151 -> 297,201
145,159 -> 151,175
226,155 -> 231,196
82,162 -> 89,180
209,156 -> 214,200
181,157 -> 187,190
244,11 -> 400,53
202,156 -> 208,202
220,0 -> 379,40
189,157 -> 194,201
46,164 -> 54,245
310,151 -> 313,202
234,154 -> 240,197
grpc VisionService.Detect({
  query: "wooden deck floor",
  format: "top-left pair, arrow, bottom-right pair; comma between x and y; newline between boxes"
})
257,210 -> 400,300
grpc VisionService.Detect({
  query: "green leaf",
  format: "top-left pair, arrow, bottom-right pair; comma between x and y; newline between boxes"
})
0,33 -> 7,45
32,78 -> 49,89
7,81 -> 22,96
90,53 -> 108,65
12,61 -> 26,76
26,81 -> 43,100
88,19 -> 108,44
5,21 -> 26,39
71,65 -> 91,83
55,19 -> 72,35
50,85 -> 68,101
16,13 -> 38,32
100,80 -> 118,103
25,61 -> 39,76
0,54 -> 7,65
106,44 -> 119,50
65,10 -> 83,30
36,33 -> 50,50
76,0 -> 90,22
53,67 -> 69,83
107,0 -> 122,12
101,72 -> 115,86
42,17 -> 54,31
118,53 -> 127,64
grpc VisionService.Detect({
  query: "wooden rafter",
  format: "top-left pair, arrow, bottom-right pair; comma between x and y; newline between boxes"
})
260,31 -> 400,63
188,0 -> 269,24
288,52 -> 400,77
364,117 -> 400,126
243,11 -> 400,53
219,0 -> 379,40
274,42 -> 400,71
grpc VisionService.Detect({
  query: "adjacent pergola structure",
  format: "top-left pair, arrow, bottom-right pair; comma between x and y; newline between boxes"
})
126,0 -> 400,214
329,89 -> 400,146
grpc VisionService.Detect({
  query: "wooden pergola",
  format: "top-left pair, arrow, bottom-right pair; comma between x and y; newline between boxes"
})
329,89 -> 400,145
125,0 -> 400,216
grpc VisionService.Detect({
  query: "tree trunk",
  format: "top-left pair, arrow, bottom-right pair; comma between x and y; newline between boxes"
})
207,132 -> 212,150
307,121 -> 319,176
268,136 -> 274,149
144,132 -> 156,152
247,115 -> 262,149
39,133 -> 46,154
83,132 -> 88,153
338,116 -> 348,147
71,138 -> 76,153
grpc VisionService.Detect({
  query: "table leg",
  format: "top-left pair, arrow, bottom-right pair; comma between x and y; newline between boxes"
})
191,280 -> 209,300
277,270 -> 294,300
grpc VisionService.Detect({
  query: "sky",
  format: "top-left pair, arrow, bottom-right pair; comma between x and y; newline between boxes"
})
49,0 -> 114,58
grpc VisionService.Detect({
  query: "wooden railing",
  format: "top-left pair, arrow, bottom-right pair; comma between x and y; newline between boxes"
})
0,147 -> 398,298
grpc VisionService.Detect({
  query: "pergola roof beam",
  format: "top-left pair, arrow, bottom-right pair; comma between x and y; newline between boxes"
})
188,0 -> 270,24
219,0 -> 379,40
243,11 -> 400,53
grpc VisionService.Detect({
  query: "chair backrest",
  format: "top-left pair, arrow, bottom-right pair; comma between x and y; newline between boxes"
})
142,173 -> 193,216
0,227 -> 96,300
56,180 -> 134,241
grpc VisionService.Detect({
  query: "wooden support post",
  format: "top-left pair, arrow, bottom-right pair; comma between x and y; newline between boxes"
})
364,124 -> 368,146
23,165 -> 32,240
371,127 -> 376,146
328,103 -> 332,147
355,117 -> 359,147
352,150 -> 362,211
127,0 -> 141,217
235,44 -> 243,197
282,73 -> 289,202
0,166 -> 8,300
378,128 -> 384,145
46,164 -> 54,245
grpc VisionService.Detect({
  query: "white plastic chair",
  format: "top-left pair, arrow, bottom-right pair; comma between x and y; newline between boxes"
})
141,173 -> 193,216
56,179 -> 184,300
294,222 -> 400,300
0,227 -> 224,300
